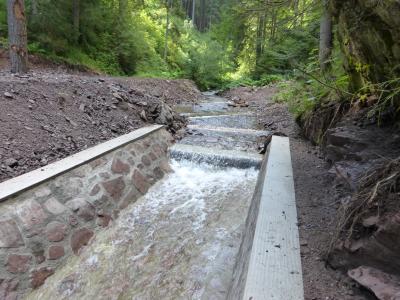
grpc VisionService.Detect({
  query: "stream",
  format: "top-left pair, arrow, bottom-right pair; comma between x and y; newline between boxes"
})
29,92 -> 269,300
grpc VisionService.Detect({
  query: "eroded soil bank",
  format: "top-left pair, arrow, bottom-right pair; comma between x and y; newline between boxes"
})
0,68 -> 201,183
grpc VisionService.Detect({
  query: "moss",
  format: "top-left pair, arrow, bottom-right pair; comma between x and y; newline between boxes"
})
333,0 -> 400,91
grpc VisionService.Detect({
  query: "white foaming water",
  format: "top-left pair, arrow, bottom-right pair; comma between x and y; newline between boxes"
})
122,159 -> 258,232
28,159 -> 258,300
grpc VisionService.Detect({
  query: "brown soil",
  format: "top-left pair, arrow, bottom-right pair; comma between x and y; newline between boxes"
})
223,86 -> 374,300
0,65 -> 201,183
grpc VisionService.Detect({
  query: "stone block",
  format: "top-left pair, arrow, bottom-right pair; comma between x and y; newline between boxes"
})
43,197 -> 67,215
141,155 -> 151,167
46,222 -> 67,242
111,159 -> 130,174
70,228 -> 94,255
48,245 -> 65,260
0,219 -> 24,248
77,204 -> 95,222
102,177 -> 126,201
132,170 -> 150,194
97,215 -> 112,228
65,198 -> 87,212
0,278 -> 19,300
6,254 -> 32,274
31,267 -> 54,289
148,152 -> 157,161
153,167 -> 164,180
15,200 -> 48,229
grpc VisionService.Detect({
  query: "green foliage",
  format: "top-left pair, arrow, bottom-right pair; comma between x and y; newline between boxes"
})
180,29 -> 234,89
221,74 -> 284,90
0,1 -> 6,39
255,23 -> 320,77
274,80 -> 318,117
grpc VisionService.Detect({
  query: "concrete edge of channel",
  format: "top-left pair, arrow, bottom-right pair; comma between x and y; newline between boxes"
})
228,135 -> 305,300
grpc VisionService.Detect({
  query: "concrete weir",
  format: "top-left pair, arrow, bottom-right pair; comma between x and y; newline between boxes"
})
3,92 -> 304,299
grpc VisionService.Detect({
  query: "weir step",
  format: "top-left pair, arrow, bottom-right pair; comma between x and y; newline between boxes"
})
188,125 -> 270,136
188,114 -> 257,129
170,144 -> 263,169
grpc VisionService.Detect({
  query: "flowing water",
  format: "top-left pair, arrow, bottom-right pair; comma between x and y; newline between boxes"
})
29,92 -> 268,300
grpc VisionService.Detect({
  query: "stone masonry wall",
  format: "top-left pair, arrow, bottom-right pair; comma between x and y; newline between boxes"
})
0,128 -> 173,299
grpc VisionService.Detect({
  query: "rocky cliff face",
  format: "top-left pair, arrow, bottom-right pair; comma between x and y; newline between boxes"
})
332,0 -> 400,92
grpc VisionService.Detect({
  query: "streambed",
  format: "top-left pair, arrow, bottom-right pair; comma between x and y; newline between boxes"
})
28,160 -> 258,299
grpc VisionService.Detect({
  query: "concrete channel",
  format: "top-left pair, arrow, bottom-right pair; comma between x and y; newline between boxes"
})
26,92 -> 304,299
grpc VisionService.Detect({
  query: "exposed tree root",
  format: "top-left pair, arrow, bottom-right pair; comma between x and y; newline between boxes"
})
327,157 -> 400,259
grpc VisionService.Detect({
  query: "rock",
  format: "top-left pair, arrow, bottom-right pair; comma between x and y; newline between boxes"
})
89,184 -> 101,196
70,228 -> 94,254
0,220 -> 24,248
77,204 -> 95,222
140,110 -> 147,121
148,152 -> 157,161
97,214 -> 112,228
155,102 -> 174,125
6,254 -> 32,274
111,158 -> 130,174
65,116 -> 78,127
362,216 -> 379,228
43,197 -> 67,215
141,155 -> 151,167
112,92 -> 124,101
5,158 -> 18,168
4,92 -> 13,99
348,266 -> 400,300
153,167 -> 164,180
0,278 -> 19,300
15,200 -> 48,229
102,177 -> 126,201
46,221 -> 67,242
65,198 -> 87,212
31,267 -> 54,289
132,170 -> 150,194
48,245 -> 65,260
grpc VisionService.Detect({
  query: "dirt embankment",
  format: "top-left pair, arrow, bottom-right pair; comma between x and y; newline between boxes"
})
0,69 -> 201,183
298,95 -> 400,298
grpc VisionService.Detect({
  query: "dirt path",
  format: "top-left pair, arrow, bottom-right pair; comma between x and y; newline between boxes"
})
223,86 -> 372,300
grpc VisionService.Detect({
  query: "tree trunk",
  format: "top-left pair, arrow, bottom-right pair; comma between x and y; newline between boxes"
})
72,0 -> 80,43
255,11 -> 266,65
31,0 -> 37,16
199,0 -> 206,31
119,0 -> 128,20
192,0 -> 196,27
7,0 -> 28,73
319,0 -> 333,73
164,0 -> 171,61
